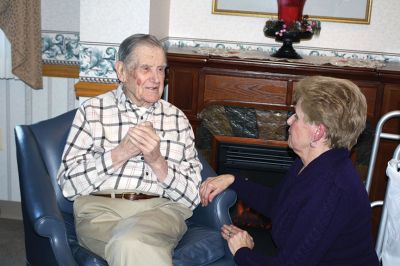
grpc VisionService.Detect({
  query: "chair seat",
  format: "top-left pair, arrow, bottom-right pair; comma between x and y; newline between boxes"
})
64,212 -> 225,266
174,223 -> 225,266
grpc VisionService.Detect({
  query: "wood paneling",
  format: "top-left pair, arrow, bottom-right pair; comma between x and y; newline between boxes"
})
74,81 -> 118,97
382,84 -> 400,132
42,64 -> 79,78
203,74 -> 288,107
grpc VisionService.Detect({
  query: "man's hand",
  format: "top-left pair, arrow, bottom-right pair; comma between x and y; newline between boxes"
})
111,122 -> 167,178
131,122 -> 162,163
111,127 -> 142,169
128,122 -> 168,180
199,174 -> 235,207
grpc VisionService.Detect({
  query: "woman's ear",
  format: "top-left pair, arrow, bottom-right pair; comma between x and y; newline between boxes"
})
115,61 -> 125,83
313,123 -> 326,142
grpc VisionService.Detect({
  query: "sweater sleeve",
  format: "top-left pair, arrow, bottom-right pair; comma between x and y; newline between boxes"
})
230,173 -> 289,218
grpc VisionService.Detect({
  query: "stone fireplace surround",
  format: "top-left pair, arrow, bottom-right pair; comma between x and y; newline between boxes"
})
196,104 -> 372,179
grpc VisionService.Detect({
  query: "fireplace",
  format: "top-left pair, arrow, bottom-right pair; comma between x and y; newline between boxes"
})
195,104 -> 372,229
210,135 -> 296,229
194,104 -> 293,228
213,136 -> 295,187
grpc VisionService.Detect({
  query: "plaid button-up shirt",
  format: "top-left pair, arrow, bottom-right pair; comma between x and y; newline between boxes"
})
57,85 -> 202,210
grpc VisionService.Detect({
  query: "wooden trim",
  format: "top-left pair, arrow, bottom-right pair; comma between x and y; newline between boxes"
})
42,64 -> 80,78
75,81 -> 118,97
42,64 -> 117,97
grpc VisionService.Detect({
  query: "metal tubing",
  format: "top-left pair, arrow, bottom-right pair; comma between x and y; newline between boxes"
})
365,110 -> 400,193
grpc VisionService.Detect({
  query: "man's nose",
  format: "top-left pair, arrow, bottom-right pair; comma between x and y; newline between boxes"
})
150,70 -> 161,83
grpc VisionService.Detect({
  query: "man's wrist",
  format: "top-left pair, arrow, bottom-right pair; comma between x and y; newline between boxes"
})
150,157 -> 168,181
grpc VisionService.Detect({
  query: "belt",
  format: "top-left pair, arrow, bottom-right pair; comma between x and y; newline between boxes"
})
91,192 -> 162,201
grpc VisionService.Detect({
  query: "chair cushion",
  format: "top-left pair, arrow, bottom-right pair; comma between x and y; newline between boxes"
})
64,212 -> 225,266
173,224 -> 225,266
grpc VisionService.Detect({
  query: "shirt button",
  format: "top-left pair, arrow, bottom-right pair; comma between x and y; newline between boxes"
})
140,116 -> 144,120
145,172 -> 149,176
141,156 -> 144,160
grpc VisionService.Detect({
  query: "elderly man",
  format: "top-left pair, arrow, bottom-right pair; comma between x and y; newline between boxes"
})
57,34 -> 202,266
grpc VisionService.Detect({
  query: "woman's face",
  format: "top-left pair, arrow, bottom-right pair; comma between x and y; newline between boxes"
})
287,101 -> 314,157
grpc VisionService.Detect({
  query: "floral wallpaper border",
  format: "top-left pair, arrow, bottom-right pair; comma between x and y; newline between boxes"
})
79,42 -> 118,83
42,31 -> 80,65
165,37 -> 400,63
41,32 -> 400,83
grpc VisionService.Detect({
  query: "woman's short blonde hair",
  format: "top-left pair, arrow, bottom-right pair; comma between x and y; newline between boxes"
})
294,76 -> 367,150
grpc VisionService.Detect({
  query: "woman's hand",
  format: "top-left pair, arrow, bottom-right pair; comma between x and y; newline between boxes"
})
199,174 -> 234,207
222,224 -> 254,255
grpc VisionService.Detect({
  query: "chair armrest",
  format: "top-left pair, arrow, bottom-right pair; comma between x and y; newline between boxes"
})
189,189 -> 237,230
15,126 -> 77,266
34,216 -> 77,266
191,151 -> 238,230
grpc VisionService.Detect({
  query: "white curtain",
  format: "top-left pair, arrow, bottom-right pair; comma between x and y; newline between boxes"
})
0,29 -> 16,79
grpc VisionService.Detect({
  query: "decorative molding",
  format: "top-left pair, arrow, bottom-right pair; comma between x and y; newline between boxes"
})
79,76 -> 118,84
42,64 -> 79,78
40,32 -> 400,98
42,31 -> 80,65
164,37 -> 400,63
74,81 -> 118,97
79,42 -> 118,82
41,32 -> 400,81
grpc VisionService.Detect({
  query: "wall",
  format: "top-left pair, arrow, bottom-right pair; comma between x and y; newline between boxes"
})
0,0 -> 80,207
0,75 -> 78,204
169,0 -> 399,54
42,0 -> 80,31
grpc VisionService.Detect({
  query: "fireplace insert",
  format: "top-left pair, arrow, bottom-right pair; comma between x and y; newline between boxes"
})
216,141 -> 296,188
212,137 -> 297,230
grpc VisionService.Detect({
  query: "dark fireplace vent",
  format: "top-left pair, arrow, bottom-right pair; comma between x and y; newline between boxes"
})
216,142 -> 296,187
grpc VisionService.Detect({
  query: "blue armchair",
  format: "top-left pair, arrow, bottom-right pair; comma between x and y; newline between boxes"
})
15,109 -> 237,266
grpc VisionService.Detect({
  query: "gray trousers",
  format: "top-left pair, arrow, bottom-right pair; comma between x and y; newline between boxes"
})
74,195 -> 192,266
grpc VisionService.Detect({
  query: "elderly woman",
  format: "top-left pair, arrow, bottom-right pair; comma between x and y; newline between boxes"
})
200,76 -> 379,265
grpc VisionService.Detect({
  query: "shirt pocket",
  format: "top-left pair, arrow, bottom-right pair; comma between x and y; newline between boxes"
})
159,131 -> 185,163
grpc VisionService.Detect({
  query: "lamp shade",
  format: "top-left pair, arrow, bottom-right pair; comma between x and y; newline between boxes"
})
277,0 -> 307,26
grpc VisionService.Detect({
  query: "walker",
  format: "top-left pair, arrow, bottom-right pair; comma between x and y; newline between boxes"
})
365,110 -> 400,265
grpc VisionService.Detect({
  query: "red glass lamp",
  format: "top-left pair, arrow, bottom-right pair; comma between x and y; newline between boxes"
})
278,0 -> 307,26
263,0 -> 320,59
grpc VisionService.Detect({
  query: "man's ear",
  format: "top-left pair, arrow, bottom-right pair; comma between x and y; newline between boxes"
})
115,61 -> 125,83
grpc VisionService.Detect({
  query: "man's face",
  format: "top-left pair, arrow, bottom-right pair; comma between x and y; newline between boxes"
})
117,45 -> 166,107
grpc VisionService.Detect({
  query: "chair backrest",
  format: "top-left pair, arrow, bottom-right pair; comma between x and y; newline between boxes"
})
15,109 -> 77,214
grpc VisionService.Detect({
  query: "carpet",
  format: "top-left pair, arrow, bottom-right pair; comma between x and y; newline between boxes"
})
0,218 -> 26,266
